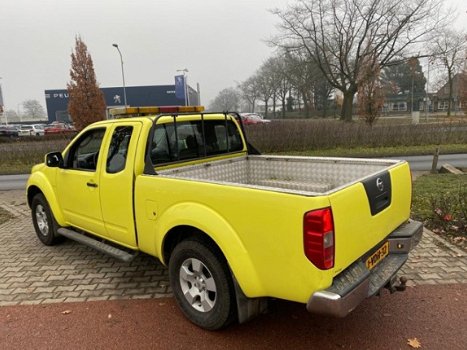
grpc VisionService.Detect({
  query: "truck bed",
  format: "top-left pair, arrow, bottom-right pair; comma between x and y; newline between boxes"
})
159,155 -> 403,195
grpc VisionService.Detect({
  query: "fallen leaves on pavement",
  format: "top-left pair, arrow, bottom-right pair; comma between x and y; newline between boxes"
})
407,338 -> 422,348
61,310 -> 72,315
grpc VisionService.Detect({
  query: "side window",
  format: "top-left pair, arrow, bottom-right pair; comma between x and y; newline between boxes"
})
67,128 -> 106,171
205,121 -> 243,155
151,124 -> 176,164
227,121 -> 243,152
106,126 -> 133,173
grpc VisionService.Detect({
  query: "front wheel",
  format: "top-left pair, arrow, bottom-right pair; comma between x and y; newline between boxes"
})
31,193 -> 63,246
169,238 -> 236,330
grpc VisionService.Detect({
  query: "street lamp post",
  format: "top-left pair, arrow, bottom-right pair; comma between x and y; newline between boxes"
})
112,44 -> 128,107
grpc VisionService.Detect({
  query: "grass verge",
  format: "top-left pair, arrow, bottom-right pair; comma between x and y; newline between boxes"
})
412,174 -> 466,250
275,143 -> 467,158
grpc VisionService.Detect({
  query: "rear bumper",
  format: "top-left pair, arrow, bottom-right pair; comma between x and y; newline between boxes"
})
306,220 -> 423,317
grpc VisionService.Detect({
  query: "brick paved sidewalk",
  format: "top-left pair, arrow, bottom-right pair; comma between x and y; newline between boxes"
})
0,190 -> 466,306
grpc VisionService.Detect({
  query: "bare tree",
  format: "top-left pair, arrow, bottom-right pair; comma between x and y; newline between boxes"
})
283,52 -> 313,116
238,76 -> 260,112
284,50 -> 330,117
273,0 -> 446,121
272,55 -> 292,118
22,99 -> 46,119
67,36 -> 106,130
265,57 -> 285,118
256,59 -> 280,118
208,87 -> 240,111
431,29 -> 467,116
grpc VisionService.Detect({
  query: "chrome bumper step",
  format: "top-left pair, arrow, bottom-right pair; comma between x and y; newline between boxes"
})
57,228 -> 137,262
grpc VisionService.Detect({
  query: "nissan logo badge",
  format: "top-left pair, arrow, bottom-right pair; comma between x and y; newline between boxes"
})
376,178 -> 384,192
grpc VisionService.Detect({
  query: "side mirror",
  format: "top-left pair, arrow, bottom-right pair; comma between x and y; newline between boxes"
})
45,152 -> 64,168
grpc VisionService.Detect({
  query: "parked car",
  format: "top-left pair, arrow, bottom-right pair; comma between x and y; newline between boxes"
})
18,124 -> 45,136
0,125 -> 19,138
44,123 -> 76,135
240,113 -> 271,125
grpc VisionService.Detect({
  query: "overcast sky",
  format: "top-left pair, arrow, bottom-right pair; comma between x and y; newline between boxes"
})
0,0 -> 465,113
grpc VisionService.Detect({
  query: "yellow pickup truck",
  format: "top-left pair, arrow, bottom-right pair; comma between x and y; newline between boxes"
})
27,106 -> 422,330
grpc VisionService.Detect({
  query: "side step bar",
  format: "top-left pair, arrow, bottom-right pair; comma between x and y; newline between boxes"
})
57,228 -> 137,263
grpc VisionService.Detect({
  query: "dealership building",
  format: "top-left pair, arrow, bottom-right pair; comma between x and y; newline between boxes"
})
44,83 -> 200,124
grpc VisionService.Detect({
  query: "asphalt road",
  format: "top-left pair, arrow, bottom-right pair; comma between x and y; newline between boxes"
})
0,174 -> 29,191
0,285 -> 465,350
387,153 -> 467,171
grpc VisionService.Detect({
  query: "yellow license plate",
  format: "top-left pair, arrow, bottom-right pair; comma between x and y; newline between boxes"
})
366,241 -> 389,270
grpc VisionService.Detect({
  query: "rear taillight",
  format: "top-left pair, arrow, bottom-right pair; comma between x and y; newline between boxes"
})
303,207 -> 335,270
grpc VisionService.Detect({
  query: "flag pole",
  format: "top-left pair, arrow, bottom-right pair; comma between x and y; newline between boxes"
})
177,69 -> 189,106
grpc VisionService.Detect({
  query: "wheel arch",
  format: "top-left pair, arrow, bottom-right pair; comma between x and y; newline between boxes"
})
157,204 -> 265,297
27,173 -> 66,226
162,226 -> 224,265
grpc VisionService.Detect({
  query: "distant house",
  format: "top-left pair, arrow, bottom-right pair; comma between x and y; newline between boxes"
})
382,94 -> 409,113
382,73 -> 467,114
382,92 -> 425,114
427,73 -> 467,113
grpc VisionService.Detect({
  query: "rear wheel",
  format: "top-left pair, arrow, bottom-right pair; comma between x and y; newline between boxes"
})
31,193 -> 63,246
169,238 -> 236,330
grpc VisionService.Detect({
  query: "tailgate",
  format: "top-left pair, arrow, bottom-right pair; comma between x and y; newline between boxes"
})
328,161 -> 412,275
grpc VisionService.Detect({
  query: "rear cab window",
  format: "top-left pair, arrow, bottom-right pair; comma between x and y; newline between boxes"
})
149,117 -> 244,166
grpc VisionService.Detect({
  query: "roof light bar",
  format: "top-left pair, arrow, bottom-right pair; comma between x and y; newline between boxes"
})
109,105 -> 205,118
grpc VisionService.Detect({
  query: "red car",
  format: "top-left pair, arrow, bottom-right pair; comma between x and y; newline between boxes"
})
239,113 -> 271,125
44,123 -> 76,135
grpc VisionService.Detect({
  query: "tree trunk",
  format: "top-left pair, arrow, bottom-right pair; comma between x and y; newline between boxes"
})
282,99 -> 286,118
341,91 -> 355,122
297,91 -> 302,111
272,94 -> 277,119
447,71 -> 453,117
322,100 -> 328,118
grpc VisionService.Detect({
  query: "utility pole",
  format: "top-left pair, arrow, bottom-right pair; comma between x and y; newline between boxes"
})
197,83 -> 201,105
425,57 -> 430,122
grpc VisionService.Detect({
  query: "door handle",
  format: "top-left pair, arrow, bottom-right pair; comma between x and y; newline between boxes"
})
86,182 -> 98,188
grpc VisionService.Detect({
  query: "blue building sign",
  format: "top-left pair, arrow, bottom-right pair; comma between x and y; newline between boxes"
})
44,84 -> 199,123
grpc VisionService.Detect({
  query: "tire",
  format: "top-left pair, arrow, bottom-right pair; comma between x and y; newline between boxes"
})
31,193 -> 63,246
169,238 -> 236,330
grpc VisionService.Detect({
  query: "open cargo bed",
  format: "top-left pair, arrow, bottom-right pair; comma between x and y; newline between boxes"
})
159,155 -> 404,195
